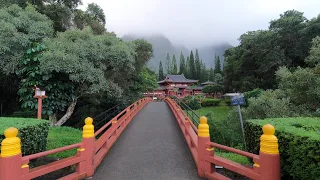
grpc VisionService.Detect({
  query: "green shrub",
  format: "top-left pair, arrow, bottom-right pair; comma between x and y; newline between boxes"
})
243,88 -> 263,106
0,117 -> 49,155
182,96 -> 201,110
244,117 -> 320,179
46,127 -> 82,159
225,98 -> 231,106
201,98 -> 221,106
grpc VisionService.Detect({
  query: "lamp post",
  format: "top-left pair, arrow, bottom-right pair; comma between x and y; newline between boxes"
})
33,86 -> 47,119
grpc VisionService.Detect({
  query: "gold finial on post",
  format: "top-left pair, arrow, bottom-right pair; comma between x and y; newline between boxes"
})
82,117 -> 94,138
0,127 -> 21,157
260,124 -> 279,154
198,116 -> 209,137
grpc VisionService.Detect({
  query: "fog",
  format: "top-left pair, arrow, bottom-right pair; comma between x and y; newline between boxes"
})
82,0 -> 320,48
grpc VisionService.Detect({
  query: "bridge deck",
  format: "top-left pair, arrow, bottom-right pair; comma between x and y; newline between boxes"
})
92,102 -> 203,180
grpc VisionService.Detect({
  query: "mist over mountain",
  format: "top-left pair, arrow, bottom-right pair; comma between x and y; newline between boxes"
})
122,34 -> 233,71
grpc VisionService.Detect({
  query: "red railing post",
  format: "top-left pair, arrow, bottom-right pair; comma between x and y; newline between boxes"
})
197,116 -> 210,178
0,127 -> 23,180
258,124 -> 280,180
81,117 -> 95,178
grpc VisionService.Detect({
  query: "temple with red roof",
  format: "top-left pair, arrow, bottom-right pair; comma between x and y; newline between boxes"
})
145,74 -> 202,98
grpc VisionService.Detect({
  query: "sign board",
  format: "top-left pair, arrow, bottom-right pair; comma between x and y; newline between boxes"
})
231,95 -> 245,106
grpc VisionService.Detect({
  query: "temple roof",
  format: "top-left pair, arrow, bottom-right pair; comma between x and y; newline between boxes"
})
201,81 -> 215,85
157,74 -> 198,84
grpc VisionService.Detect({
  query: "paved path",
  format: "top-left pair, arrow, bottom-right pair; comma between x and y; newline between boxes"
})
92,102 -> 203,180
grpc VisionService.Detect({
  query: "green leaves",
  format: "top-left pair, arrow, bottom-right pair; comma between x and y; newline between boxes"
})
0,4 -> 53,75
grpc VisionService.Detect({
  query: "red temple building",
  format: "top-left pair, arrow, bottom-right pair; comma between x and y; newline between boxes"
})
145,74 -> 202,98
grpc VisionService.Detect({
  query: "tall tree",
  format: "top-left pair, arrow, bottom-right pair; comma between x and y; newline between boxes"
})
269,10 -> 308,67
179,52 -> 186,74
209,67 -> 214,81
200,60 -> 207,82
165,53 -> 171,74
185,56 -> 190,78
158,61 -> 164,80
195,49 -> 201,80
172,55 -> 178,74
214,55 -> 222,74
189,50 -> 196,79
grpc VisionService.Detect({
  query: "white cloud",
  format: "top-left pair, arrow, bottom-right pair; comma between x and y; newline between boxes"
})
81,0 -> 320,48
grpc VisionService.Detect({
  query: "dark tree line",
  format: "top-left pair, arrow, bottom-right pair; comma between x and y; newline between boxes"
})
158,50 -> 222,84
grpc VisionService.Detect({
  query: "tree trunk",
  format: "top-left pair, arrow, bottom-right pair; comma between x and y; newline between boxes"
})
49,113 -> 57,126
55,98 -> 78,126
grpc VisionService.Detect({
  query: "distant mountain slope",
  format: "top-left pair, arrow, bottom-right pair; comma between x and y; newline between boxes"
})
122,34 -> 233,71
198,43 -> 233,68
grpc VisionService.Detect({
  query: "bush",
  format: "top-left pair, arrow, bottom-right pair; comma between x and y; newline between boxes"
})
0,117 -> 49,155
207,110 -> 244,148
225,98 -> 231,106
46,127 -> 82,159
201,98 -> 221,106
243,88 -> 263,106
182,96 -> 201,110
244,117 -> 320,179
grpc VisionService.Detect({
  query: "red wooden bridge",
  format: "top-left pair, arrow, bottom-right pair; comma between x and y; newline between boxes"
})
0,98 -> 280,180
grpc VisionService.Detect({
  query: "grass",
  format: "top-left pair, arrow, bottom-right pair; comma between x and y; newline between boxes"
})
215,151 -> 250,165
46,127 -> 82,159
195,103 -> 231,122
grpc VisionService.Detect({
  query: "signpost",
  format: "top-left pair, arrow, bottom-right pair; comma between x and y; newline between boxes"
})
231,95 -> 246,149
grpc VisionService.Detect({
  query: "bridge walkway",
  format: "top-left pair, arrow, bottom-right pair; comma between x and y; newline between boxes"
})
92,101 -> 203,180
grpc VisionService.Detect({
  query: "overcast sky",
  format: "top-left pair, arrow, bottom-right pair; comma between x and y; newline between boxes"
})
81,0 -> 320,48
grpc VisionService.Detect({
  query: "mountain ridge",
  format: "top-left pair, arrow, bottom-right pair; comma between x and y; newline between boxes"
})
122,34 -> 233,71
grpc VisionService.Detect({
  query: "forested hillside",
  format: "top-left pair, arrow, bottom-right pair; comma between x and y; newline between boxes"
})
122,34 -> 232,70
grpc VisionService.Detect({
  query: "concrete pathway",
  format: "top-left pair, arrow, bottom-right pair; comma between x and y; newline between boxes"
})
92,102 -> 202,180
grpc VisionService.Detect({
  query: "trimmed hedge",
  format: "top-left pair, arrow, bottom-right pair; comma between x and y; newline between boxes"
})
0,117 -> 50,155
47,127 -> 82,158
201,98 -> 221,106
244,117 -> 320,179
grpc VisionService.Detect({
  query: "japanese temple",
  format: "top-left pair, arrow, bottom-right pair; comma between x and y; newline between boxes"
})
146,74 -> 202,98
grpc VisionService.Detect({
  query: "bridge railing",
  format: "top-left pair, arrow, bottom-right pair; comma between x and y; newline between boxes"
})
164,97 -> 280,180
0,97 -> 153,180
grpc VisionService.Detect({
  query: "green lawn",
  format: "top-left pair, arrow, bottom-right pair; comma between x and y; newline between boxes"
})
195,103 -> 231,122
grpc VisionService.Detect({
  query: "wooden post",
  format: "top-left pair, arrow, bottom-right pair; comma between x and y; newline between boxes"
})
81,117 -> 95,178
37,97 -> 43,119
0,127 -> 22,180
259,124 -> 280,180
197,116 -> 210,178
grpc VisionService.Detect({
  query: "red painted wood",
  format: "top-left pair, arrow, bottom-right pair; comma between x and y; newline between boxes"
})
0,154 -> 22,180
24,143 -> 82,161
24,156 -> 84,179
259,152 -> 280,180
57,172 -> 86,180
208,142 -> 258,159
207,156 -> 260,179
95,120 -> 113,136
205,172 -> 232,180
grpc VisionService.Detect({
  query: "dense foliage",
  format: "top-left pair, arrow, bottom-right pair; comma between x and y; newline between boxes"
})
244,118 -> 320,179
181,96 -> 201,110
224,10 -> 320,92
0,117 -> 49,155
0,3 -> 158,126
